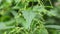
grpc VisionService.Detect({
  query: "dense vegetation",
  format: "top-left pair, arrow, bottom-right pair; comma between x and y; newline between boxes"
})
0,0 -> 60,34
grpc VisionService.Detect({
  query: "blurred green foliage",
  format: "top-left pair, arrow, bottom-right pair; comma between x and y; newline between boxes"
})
0,0 -> 60,34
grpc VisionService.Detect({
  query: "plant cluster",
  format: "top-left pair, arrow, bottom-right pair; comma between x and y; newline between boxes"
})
0,0 -> 60,34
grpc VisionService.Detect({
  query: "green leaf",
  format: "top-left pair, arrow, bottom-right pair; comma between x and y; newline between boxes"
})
47,9 -> 58,16
33,5 -> 47,14
45,25 -> 60,29
11,11 -> 19,18
0,23 -> 15,30
22,10 -> 36,29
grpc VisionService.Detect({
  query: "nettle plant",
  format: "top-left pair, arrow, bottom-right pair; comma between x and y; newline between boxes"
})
0,0 -> 60,34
